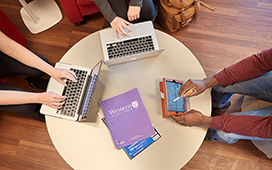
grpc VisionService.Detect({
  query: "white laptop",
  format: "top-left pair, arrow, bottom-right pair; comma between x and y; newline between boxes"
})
40,60 -> 102,121
99,21 -> 165,66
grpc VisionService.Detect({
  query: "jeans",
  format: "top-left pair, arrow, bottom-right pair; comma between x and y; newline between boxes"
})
210,71 -> 272,144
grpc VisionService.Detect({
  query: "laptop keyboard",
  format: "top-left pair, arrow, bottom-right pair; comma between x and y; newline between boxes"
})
58,68 -> 88,117
106,35 -> 155,59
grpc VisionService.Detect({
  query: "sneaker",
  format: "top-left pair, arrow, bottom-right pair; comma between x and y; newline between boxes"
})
204,128 -> 217,141
28,112 -> 45,122
25,77 -> 48,90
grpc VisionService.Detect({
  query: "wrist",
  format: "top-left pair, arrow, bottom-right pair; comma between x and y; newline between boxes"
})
46,66 -> 55,77
201,115 -> 212,127
202,75 -> 219,88
37,92 -> 45,104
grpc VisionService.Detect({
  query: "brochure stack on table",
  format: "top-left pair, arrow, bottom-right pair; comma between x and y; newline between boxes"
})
100,88 -> 161,159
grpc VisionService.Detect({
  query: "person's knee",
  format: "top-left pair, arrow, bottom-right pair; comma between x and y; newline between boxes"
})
141,9 -> 156,20
140,2 -> 156,20
215,130 -> 239,144
211,85 -> 233,109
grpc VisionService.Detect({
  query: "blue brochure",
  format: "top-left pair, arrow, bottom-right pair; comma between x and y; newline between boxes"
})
123,127 -> 161,159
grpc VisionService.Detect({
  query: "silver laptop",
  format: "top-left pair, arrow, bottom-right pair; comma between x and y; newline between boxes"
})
40,60 -> 102,121
100,21 -> 165,66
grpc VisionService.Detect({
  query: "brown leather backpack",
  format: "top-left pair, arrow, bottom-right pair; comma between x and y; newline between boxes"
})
157,0 -> 213,32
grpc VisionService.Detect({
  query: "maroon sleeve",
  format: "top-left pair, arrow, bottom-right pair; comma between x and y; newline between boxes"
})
211,115 -> 272,138
214,48 -> 272,87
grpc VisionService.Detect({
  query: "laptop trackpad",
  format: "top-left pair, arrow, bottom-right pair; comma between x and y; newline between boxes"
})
117,24 -> 138,40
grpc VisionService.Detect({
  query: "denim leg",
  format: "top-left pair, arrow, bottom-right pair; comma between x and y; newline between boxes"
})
210,105 -> 272,144
212,71 -> 272,109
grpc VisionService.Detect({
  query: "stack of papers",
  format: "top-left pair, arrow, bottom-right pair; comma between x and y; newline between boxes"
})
100,88 -> 161,159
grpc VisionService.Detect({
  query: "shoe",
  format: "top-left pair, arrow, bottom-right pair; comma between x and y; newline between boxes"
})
211,101 -> 231,116
28,112 -> 45,122
25,77 -> 48,90
204,128 -> 216,141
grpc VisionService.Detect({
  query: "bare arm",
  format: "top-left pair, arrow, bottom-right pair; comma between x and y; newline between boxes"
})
0,31 -> 55,76
0,31 -> 75,108
0,31 -> 77,86
0,91 -> 41,105
0,90 -> 66,109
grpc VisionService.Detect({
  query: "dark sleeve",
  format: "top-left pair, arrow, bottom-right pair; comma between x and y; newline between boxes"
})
129,0 -> 143,7
211,115 -> 272,138
214,48 -> 272,87
94,0 -> 117,23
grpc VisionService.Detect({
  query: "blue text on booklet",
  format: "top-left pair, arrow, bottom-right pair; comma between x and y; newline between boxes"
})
123,127 -> 161,159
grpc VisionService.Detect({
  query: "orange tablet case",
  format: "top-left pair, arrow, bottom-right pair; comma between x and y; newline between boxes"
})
159,78 -> 187,118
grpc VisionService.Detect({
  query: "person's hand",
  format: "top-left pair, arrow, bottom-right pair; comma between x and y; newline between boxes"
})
39,91 -> 67,109
171,109 -> 212,127
127,6 -> 141,21
110,16 -> 131,38
178,76 -> 220,98
51,68 -> 77,87
178,79 -> 206,98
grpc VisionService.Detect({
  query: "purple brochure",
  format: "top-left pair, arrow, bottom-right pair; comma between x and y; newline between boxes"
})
100,88 -> 155,149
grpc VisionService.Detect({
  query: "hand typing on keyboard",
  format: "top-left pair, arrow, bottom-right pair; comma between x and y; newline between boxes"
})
50,68 -> 78,87
59,68 -> 88,117
110,16 -> 131,38
39,91 -> 67,109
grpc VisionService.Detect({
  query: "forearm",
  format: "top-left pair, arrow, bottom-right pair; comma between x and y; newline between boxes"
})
0,90 -> 42,105
212,115 -> 272,138
0,32 -> 55,77
214,48 -> 272,87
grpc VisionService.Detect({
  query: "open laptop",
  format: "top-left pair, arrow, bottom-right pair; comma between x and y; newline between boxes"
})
40,60 -> 103,121
99,21 -> 165,66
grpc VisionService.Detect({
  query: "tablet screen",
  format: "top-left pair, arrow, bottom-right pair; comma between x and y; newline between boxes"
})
166,81 -> 186,113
